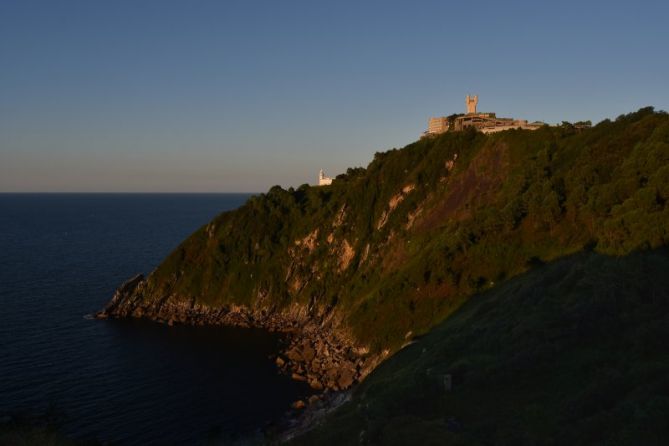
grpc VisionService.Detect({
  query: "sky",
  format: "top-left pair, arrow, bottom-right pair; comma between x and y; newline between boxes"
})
1,0 -> 668,192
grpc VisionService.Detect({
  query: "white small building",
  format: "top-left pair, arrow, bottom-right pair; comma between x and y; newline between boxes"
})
318,169 -> 333,186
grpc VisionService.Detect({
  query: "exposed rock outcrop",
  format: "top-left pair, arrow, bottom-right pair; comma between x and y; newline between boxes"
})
95,276 -> 376,393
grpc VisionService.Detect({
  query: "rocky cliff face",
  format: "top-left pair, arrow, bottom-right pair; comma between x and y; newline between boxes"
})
97,274 -> 379,392
97,108 -> 669,394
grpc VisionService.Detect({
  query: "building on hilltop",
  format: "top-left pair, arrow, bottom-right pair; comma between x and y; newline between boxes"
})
453,95 -> 544,133
318,169 -> 333,186
422,116 -> 450,137
423,95 -> 544,136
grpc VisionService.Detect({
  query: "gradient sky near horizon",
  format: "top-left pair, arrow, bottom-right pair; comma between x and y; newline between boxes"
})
1,0 -> 668,192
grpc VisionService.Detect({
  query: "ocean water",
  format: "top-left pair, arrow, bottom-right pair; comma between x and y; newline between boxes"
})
0,194 -> 311,445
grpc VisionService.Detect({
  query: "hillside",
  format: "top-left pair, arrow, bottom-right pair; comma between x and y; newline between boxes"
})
98,107 -> 669,392
288,248 -> 669,445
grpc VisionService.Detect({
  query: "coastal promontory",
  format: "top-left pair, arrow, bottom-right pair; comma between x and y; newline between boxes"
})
98,107 -> 669,403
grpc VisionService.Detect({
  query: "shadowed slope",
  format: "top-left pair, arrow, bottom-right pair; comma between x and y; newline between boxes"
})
291,249 -> 669,445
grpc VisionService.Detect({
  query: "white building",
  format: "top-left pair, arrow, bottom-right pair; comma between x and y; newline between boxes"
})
318,169 -> 333,186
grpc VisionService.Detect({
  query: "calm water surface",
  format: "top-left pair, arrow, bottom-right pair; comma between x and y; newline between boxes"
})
0,194 -> 311,445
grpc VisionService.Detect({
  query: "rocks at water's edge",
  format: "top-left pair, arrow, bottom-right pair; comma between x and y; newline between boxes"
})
95,274 -> 381,394
291,400 -> 306,410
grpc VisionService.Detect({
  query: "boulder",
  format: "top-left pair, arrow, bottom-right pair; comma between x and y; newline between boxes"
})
286,348 -> 302,362
291,373 -> 307,382
302,345 -> 316,362
337,368 -> 355,389
309,379 -> 324,390
325,367 -> 339,382
292,400 -> 306,410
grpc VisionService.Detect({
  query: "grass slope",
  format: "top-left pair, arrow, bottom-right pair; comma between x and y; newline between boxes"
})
291,249 -> 669,445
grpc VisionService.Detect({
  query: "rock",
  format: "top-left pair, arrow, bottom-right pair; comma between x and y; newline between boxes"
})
286,348 -> 302,362
118,273 -> 144,294
291,373 -> 307,382
292,400 -> 306,410
337,368 -> 355,389
275,356 -> 285,367
302,345 -> 316,362
325,367 -> 339,380
308,379 -> 324,390
308,395 -> 321,405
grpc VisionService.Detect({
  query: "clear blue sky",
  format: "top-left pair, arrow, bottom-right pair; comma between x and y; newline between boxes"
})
1,0 -> 667,192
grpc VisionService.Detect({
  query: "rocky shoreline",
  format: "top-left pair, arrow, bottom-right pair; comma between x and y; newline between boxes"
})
96,274 -> 380,399
272,390 -> 353,443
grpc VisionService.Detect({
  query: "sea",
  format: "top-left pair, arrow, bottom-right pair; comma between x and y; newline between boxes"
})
0,194 -> 312,445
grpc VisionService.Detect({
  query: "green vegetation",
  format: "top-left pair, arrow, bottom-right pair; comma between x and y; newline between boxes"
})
290,249 -> 669,445
137,107 -> 669,355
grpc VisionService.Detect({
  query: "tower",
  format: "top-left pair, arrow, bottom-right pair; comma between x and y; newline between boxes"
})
318,169 -> 332,186
466,95 -> 478,114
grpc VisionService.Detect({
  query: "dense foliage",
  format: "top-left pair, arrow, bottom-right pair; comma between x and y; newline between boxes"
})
290,249 -> 669,445
140,108 -> 669,354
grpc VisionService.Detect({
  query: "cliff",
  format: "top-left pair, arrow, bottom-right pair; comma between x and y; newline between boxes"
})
97,107 -> 669,392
